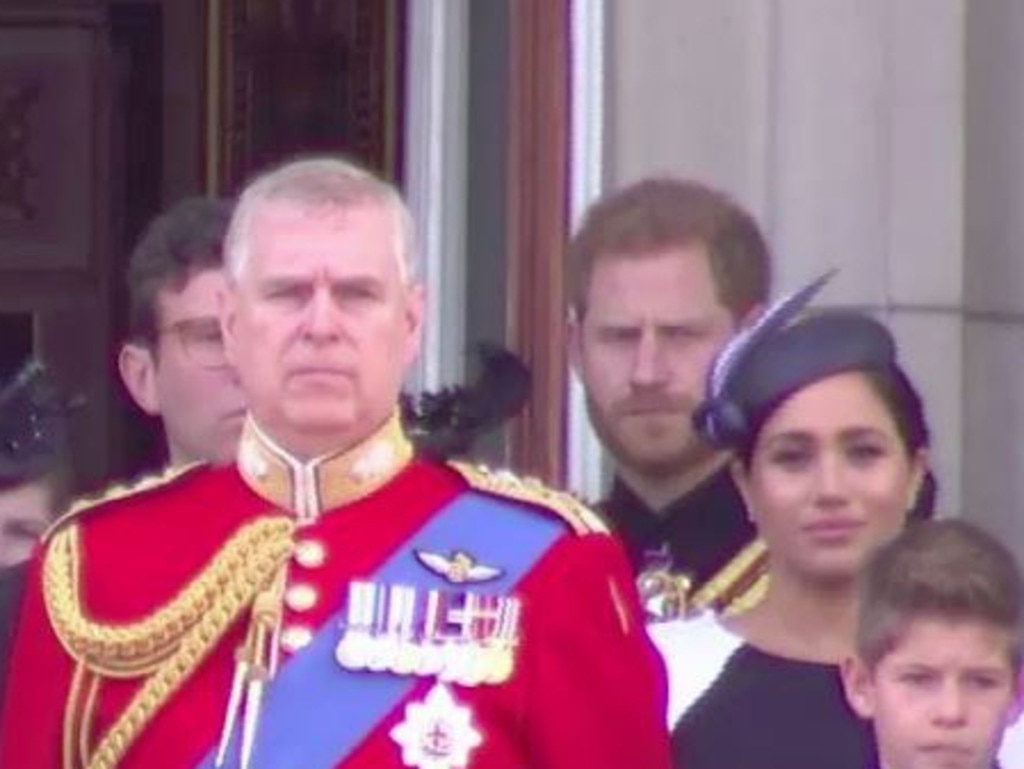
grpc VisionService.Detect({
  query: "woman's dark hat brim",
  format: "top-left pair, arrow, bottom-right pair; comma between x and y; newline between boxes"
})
695,312 -> 897,448
732,312 -> 896,414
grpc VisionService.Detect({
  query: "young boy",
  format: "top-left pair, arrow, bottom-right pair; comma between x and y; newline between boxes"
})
842,519 -> 1024,769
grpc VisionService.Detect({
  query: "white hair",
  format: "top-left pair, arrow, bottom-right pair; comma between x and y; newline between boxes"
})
224,156 -> 417,282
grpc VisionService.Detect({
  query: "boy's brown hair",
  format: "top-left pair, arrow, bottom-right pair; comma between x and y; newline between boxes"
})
857,519 -> 1024,671
565,178 -> 772,321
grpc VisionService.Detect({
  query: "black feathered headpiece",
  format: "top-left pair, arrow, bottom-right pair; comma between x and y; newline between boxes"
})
693,279 -> 936,517
401,343 -> 531,460
0,359 -> 75,483
694,270 -> 905,450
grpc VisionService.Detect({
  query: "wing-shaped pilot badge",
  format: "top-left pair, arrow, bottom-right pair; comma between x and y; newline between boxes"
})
414,549 -> 504,585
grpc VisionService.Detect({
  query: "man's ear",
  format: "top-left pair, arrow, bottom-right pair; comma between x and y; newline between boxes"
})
402,281 -> 426,367
118,343 -> 161,416
840,656 -> 876,720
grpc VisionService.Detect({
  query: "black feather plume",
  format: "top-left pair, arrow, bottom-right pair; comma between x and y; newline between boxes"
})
401,343 -> 531,460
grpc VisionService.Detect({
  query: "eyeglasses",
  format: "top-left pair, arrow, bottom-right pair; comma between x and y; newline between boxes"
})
158,317 -> 229,369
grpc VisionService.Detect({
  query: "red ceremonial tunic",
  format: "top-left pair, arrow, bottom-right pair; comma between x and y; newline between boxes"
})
0,415 -> 670,769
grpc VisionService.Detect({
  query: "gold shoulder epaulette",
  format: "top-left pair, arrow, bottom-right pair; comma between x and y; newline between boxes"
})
449,461 -> 608,535
690,537 -> 769,615
43,462 -> 207,542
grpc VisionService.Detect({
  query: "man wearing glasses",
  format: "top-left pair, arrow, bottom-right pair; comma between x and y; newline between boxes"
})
118,197 -> 248,467
0,199 -> 247,708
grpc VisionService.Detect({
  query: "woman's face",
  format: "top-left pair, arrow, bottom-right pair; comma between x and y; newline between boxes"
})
735,371 -> 926,586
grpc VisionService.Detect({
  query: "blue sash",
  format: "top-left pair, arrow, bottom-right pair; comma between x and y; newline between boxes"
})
198,490 -> 566,769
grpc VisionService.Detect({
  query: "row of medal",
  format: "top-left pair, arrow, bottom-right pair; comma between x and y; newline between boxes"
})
335,580 -> 522,687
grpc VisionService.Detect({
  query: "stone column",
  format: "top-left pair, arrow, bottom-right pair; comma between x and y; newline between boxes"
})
607,0 -> 967,513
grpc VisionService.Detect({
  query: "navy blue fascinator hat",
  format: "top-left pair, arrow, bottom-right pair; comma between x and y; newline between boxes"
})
693,273 -> 935,518
0,359 -> 75,484
694,271 -> 901,450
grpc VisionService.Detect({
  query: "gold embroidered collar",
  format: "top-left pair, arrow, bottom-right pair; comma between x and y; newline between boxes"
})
236,412 -> 414,524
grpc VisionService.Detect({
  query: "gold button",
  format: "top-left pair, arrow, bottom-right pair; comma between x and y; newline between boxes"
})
280,625 -> 314,653
285,583 -> 318,612
294,540 -> 326,568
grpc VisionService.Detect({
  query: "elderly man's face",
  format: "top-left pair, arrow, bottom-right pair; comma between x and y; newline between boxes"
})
223,200 -> 423,457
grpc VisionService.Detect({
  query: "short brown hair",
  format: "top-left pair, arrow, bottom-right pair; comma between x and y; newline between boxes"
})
856,519 -> 1024,671
566,178 -> 772,320
126,197 -> 233,344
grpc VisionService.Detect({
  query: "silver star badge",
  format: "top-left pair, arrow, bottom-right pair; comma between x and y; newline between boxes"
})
389,682 -> 483,769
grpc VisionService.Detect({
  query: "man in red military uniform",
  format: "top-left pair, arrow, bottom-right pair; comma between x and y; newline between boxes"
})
0,157 -> 671,769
